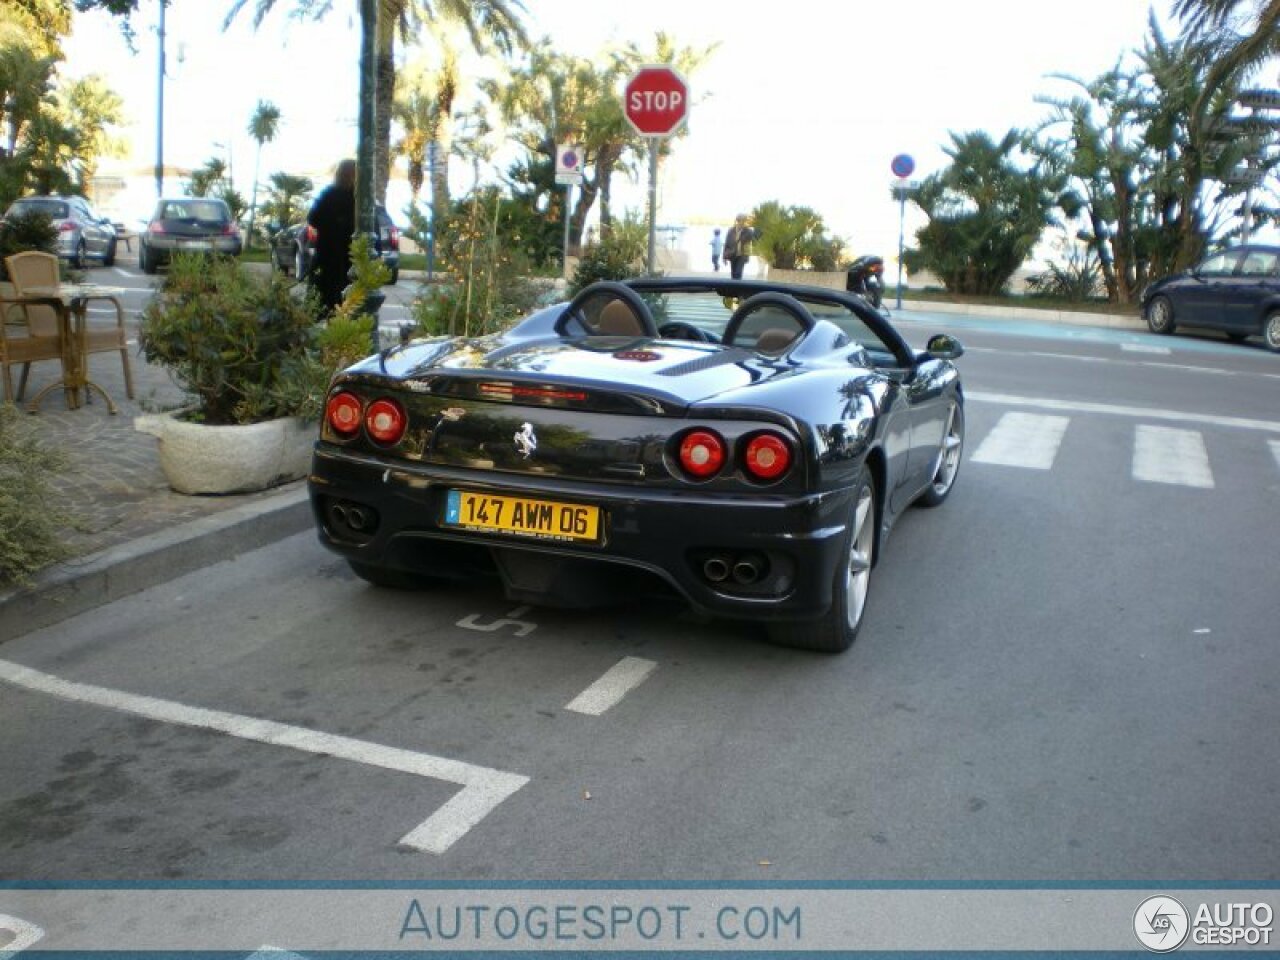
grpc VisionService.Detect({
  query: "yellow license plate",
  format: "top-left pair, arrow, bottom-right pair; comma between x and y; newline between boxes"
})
444,490 -> 601,543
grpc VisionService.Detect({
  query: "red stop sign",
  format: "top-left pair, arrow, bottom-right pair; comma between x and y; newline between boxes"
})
624,66 -> 689,137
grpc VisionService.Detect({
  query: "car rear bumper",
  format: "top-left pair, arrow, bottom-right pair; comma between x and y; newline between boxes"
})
309,444 -> 853,621
145,236 -> 243,259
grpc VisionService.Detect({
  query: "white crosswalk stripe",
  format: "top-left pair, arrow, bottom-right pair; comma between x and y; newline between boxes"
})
1132,425 -> 1215,488
970,411 -> 1070,470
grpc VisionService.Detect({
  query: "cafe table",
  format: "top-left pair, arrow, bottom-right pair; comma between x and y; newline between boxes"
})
18,283 -> 125,415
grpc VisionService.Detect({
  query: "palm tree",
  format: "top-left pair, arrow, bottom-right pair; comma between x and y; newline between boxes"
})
246,98 -> 281,248
1172,0 -> 1280,265
373,1 -> 525,205
225,0 -> 527,206
393,45 -> 458,222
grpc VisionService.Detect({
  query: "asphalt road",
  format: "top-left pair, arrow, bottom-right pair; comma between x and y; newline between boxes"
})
1,283 -> 1278,882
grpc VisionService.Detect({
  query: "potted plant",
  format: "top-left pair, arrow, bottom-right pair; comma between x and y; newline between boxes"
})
135,253 -> 325,494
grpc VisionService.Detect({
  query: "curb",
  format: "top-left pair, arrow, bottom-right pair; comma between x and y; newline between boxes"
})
895,298 -> 1145,331
0,483 -> 313,645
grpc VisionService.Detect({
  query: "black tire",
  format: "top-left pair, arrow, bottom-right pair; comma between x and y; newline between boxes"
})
103,237 -> 117,267
768,465 -> 877,653
71,238 -> 86,270
388,267 -> 399,286
139,243 -> 157,275
1265,311 -> 1280,354
917,400 -> 964,508
347,559 -> 432,590
1146,295 -> 1176,335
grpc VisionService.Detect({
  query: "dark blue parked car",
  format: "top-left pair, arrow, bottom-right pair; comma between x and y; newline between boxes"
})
1141,244 -> 1280,352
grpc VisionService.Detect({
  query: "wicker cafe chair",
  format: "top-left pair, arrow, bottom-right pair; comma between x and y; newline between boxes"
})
2,254 -> 66,403
5,250 -> 134,401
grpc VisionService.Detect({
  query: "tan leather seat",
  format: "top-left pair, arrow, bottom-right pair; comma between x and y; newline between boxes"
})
754,327 -> 798,354
596,299 -> 646,336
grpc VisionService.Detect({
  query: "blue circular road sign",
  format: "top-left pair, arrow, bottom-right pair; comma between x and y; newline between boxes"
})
891,153 -> 915,178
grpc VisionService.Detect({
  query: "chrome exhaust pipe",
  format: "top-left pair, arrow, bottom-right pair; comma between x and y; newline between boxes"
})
732,556 -> 762,585
329,503 -> 349,527
346,506 -> 369,531
703,557 -> 730,583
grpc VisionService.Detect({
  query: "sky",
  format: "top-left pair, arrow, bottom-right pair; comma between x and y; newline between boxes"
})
63,0 -> 1180,262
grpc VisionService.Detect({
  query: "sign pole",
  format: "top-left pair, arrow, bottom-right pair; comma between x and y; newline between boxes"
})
646,141 -> 658,274
889,154 -> 916,312
563,183 -> 573,277
896,184 -> 906,311
426,141 -> 436,282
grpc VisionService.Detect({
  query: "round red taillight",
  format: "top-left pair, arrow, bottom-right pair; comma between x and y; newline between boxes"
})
678,430 -> 726,479
744,432 -> 792,481
326,391 -> 362,437
364,398 -> 407,445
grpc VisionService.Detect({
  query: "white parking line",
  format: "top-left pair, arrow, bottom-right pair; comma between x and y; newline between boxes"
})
565,657 -> 658,716
111,267 -> 134,279
0,659 -> 528,855
967,391 -> 1280,434
970,412 -> 1070,470
0,914 -> 45,958
1121,343 -> 1171,355
1132,425 -> 1215,489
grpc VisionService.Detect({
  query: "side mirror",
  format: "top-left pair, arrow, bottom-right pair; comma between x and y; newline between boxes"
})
926,333 -> 964,360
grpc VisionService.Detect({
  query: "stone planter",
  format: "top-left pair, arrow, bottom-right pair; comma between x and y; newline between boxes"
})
135,410 -> 314,495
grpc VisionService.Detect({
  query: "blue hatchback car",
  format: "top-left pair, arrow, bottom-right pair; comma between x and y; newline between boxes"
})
1141,244 -> 1280,352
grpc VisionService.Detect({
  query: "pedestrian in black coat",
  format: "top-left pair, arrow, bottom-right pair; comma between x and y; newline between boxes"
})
307,159 -> 356,313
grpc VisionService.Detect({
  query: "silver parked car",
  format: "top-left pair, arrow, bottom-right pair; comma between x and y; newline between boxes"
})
2,194 -> 118,268
139,197 -> 243,274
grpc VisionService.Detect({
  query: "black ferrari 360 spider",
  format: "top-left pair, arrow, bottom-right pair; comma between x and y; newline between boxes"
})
308,278 -> 965,652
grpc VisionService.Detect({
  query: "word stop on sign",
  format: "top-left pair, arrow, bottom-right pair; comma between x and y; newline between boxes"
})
629,90 -> 684,112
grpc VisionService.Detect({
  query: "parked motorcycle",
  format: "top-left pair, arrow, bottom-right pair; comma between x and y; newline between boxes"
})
846,255 -> 885,310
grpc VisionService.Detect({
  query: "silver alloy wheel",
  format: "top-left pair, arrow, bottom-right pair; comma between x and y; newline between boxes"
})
931,404 -> 963,497
1266,312 -> 1280,353
844,484 -> 875,632
1148,297 -> 1173,333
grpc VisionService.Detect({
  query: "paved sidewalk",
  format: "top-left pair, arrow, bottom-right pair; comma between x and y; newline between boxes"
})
12,314 -> 307,561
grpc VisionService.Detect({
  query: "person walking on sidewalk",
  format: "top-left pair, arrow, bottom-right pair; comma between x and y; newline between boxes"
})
307,159 -> 357,314
710,228 -> 723,272
724,214 -> 758,280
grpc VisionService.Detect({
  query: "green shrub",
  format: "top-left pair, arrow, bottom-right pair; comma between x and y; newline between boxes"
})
267,237 -> 384,421
0,404 -> 68,586
0,211 -> 59,281
568,240 -> 642,296
138,254 -> 322,425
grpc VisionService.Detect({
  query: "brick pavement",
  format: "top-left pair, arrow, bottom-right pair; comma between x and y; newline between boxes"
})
14,310 -> 307,563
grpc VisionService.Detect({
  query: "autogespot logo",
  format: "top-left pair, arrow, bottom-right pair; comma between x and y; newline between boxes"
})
1134,896 -> 1191,952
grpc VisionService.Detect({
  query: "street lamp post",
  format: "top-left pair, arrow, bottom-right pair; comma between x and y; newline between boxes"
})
154,0 -> 166,197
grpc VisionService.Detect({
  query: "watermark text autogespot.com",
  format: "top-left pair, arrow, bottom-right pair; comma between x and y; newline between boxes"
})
399,899 -> 803,945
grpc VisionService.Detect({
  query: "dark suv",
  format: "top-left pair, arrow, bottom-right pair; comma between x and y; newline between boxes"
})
270,204 -> 400,285
1142,244 -> 1280,352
